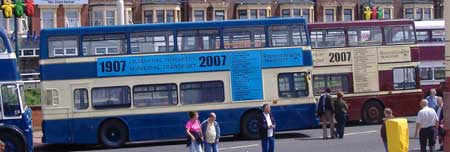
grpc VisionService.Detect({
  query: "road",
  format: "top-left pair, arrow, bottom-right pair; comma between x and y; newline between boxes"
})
35,117 -> 435,152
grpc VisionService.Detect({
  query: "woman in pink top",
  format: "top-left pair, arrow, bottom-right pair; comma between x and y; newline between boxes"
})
186,111 -> 203,152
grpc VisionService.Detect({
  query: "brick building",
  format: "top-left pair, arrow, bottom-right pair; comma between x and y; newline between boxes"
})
0,0 -> 445,85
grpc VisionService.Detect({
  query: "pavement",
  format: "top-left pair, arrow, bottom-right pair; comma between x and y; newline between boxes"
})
33,116 -> 445,152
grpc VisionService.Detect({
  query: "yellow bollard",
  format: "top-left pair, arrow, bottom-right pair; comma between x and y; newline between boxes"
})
386,118 -> 409,152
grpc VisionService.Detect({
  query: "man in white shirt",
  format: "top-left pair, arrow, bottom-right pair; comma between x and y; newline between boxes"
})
259,104 -> 276,152
201,112 -> 220,152
414,99 -> 439,152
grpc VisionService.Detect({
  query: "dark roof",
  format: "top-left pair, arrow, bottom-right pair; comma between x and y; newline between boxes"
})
402,0 -> 434,4
277,0 -> 314,4
236,0 -> 272,4
360,0 -> 393,4
141,0 -> 180,4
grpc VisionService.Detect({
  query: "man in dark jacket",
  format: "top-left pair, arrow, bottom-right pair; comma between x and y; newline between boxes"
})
259,104 -> 276,152
316,88 -> 335,139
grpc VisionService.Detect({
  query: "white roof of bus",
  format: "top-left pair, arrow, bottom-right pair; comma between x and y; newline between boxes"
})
415,20 -> 445,30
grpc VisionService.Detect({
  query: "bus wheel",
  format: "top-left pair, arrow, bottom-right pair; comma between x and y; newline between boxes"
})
0,131 -> 25,152
240,111 -> 261,139
362,101 -> 383,125
99,119 -> 128,148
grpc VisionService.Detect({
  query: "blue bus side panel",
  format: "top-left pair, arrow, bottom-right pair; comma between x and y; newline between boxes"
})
0,59 -> 20,81
230,51 -> 263,101
42,103 -> 318,144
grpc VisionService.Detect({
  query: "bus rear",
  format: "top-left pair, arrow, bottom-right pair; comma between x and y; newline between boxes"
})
415,20 -> 445,96
0,28 -> 33,152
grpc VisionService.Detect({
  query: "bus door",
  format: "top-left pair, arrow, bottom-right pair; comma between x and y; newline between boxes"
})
70,83 -> 90,142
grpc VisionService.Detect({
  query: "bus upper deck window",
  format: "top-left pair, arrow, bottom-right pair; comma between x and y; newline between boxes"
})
48,36 -> 79,57
223,26 -> 265,49
348,26 -> 382,46
384,25 -> 415,44
130,31 -> 174,53
177,29 -> 220,52
82,34 -> 128,56
310,29 -> 345,48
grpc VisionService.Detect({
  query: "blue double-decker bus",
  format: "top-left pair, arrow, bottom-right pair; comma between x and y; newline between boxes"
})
0,28 -> 33,152
39,18 -> 318,148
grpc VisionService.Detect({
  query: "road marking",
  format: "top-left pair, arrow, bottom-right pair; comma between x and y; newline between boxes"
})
343,130 -> 377,136
219,144 -> 259,150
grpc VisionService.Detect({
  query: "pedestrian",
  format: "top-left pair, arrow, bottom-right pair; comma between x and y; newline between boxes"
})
334,91 -> 348,139
201,112 -> 220,152
380,108 -> 395,152
186,111 -> 204,152
414,99 -> 439,152
436,97 -> 445,151
426,89 -> 439,110
316,88 -> 335,139
259,104 -> 276,152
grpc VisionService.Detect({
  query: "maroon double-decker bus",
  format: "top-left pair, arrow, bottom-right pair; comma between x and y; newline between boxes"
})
308,20 -> 423,124
415,20 -> 445,96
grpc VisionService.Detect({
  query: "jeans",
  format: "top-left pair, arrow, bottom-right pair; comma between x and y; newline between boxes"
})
189,140 -> 203,152
204,142 -> 218,152
335,112 -> 347,138
261,136 -> 275,152
419,127 -> 436,152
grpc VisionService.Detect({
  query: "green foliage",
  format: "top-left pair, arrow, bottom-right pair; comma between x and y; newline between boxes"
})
25,89 -> 40,106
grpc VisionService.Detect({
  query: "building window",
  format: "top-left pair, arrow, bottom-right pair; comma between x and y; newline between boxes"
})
194,10 -> 204,21
167,10 -> 174,23
133,83 -> 178,107
105,10 -> 115,26
156,10 -> 164,23
384,8 -> 391,19
250,9 -> 257,19
74,89 -> 89,110
92,86 -> 131,109
278,72 -> 308,98
423,8 -> 431,20
180,81 -> 224,105
343,9 -> 352,21
293,9 -> 301,16
127,10 -> 133,24
325,9 -> 334,22
313,74 -> 350,95
215,10 -> 225,21
93,10 -> 103,26
65,10 -> 79,27
405,8 -> 413,19
393,67 -> 416,90
259,9 -> 267,18
302,9 -> 310,22
42,10 -> 55,29
282,9 -> 290,17
416,8 -> 423,20
144,10 -> 153,24
238,10 -> 247,19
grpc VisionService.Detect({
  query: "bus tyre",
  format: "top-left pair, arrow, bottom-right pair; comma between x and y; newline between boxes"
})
240,111 -> 261,139
99,119 -> 128,148
362,101 -> 384,125
0,131 -> 25,152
